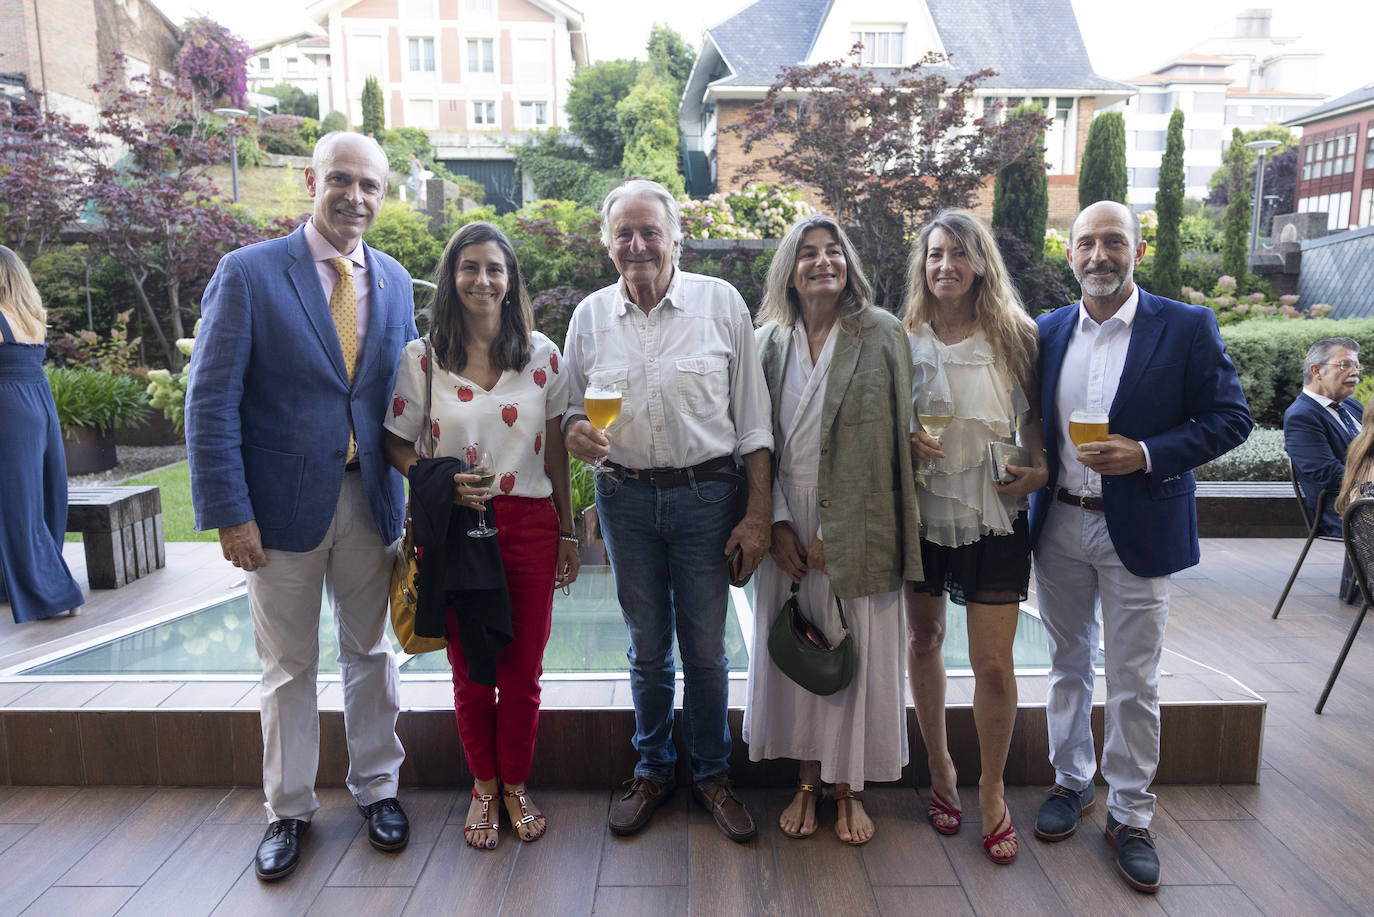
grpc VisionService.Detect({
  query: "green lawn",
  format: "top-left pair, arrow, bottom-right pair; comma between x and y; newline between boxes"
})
124,461 -> 215,542
67,461 -> 214,544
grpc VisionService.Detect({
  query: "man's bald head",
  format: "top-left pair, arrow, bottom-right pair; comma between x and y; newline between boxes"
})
1070,200 -> 1142,249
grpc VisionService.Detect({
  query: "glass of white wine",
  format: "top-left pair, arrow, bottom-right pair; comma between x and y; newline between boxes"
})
583,386 -> 623,472
1068,409 -> 1110,452
916,389 -> 955,473
466,448 -> 498,538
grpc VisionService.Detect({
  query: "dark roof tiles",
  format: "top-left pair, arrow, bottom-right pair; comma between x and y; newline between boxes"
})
705,0 -> 1130,92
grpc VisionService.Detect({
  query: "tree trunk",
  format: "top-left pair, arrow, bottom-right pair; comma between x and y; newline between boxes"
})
128,267 -> 179,370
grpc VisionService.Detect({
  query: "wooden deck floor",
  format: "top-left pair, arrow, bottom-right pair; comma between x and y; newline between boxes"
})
0,536 -> 1372,915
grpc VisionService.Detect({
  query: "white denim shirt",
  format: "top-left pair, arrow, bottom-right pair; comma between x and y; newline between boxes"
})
562,269 -> 773,469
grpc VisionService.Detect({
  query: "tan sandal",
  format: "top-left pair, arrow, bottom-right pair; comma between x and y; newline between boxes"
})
502,786 -> 546,842
833,786 -> 874,846
463,789 -> 499,850
779,782 -> 822,839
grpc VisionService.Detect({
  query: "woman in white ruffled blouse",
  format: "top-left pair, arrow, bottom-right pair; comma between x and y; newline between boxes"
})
902,210 -> 1048,865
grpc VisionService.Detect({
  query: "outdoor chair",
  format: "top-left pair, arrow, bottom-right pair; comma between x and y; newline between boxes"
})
1271,460 -> 1341,619
1315,497 -> 1374,714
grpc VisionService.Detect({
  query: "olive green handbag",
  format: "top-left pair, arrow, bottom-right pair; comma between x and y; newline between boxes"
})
767,581 -> 854,695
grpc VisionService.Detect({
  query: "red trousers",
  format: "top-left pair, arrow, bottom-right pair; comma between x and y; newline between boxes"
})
445,495 -> 557,785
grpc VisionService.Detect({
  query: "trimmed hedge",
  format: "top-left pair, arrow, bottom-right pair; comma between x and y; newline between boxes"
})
1196,426 -> 1287,482
1220,318 -> 1374,428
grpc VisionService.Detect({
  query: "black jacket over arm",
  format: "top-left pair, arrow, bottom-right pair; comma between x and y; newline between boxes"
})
408,458 -> 512,685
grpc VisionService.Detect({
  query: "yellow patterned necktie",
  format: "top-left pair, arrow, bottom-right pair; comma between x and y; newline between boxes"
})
327,257 -> 358,382
327,257 -> 359,461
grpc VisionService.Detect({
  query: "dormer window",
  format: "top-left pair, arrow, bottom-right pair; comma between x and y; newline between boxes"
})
850,28 -> 904,66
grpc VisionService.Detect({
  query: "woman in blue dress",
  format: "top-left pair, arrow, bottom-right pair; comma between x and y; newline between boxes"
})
0,245 -> 83,621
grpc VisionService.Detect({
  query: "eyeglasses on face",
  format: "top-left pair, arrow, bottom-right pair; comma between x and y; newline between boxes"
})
1324,360 -> 1362,373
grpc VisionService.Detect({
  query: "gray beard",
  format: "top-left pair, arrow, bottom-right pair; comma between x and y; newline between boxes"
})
1076,265 -> 1132,299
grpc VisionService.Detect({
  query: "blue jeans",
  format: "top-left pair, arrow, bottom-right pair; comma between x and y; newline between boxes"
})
595,468 -> 737,784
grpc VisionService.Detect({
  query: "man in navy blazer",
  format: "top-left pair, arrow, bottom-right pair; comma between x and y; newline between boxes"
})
1026,202 -> 1251,894
1283,338 -> 1363,537
186,132 -> 415,881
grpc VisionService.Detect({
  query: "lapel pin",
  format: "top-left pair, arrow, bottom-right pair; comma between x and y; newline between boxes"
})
378,278 -> 385,289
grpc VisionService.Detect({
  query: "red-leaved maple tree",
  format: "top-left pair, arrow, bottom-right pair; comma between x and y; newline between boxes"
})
730,49 -> 1050,306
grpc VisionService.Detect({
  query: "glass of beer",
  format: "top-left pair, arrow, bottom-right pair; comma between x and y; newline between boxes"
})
1069,409 -> 1110,451
466,447 -> 499,538
584,386 -> 623,472
915,389 -> 955,473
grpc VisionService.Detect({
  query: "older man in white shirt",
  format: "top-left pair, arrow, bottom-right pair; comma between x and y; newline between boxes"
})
564,179 -> 773,842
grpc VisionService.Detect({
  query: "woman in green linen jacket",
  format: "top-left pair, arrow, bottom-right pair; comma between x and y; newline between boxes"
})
743,214 -> 922,846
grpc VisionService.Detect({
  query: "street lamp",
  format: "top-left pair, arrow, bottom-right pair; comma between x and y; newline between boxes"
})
1245,139 -> 1280,256
213,107 -> 249,203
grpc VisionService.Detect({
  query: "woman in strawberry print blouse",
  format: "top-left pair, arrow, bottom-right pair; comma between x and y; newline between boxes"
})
384,222 -> 578,851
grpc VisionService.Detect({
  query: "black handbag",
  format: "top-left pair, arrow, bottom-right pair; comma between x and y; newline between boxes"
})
767,581 -> 854,696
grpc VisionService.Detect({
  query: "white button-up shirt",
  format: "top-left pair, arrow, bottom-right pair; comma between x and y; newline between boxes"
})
562,269 -> 773,469
1055,287 -> 1153,495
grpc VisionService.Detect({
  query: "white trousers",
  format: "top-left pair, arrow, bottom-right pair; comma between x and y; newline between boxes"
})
1033,502 -> 1170,828
246,471 -> 404,822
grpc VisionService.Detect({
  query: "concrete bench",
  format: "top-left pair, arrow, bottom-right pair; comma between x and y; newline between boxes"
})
66,486 -> 166,588
1195,481 -> 1304,538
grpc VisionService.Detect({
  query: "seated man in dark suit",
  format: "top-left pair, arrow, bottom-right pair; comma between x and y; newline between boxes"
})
1284,337 -> 1363,536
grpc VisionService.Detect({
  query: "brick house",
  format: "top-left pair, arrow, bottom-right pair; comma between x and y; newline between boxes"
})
1285,83 -> 1374,232
306,0 -> 588,210
0,0 -> 180,122
679,0 -> 1132,228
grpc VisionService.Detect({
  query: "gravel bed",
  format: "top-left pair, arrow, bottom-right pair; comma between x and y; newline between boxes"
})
68,444 -> 188,486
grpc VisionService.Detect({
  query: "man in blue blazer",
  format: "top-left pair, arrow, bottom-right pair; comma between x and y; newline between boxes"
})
1283,338 -> 1363,537
1026,202 -> 1251,894
186,132 -> 416,881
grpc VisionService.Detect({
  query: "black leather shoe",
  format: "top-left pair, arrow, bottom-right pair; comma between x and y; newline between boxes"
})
1034,782 -> 1096,841
1105,814 -> 1160,893
254,819 -> 308,881
360,797 -> 409,852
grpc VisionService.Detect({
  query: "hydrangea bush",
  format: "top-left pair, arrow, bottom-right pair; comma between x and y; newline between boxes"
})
1183,276 -> 1319,325
679,183 -> 814,239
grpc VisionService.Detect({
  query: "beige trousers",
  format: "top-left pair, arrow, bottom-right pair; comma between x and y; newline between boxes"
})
246,471 -> 404,822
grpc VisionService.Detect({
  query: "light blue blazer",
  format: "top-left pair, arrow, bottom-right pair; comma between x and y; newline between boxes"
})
186,225 -> 417,552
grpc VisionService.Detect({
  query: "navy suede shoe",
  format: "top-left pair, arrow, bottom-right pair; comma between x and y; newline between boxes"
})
1033,782 -> 1096,841
1105,813 -> 1161,894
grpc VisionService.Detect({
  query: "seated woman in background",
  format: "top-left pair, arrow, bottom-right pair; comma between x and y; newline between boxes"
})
0,245 -> 84,622
384,222 -> 579,850
1335,408 -> 1374,514
901,210 -> 1047,864
745,215 -> 921,845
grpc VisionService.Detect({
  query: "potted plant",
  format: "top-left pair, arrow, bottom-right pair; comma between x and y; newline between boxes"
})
569,457 -> 606,565
45,366 -> 152,474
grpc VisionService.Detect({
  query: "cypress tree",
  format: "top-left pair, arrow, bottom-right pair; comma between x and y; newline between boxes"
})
361,76 -> 384,137
1154,108 -> 1186,300
1222,128 -> 1251,285
1078,111 -> 1127,207
993,103 -> 1049,260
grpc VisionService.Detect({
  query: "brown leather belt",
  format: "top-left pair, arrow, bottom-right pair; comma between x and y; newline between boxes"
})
607,455 -> 739,487
1056,487 -> 1104,512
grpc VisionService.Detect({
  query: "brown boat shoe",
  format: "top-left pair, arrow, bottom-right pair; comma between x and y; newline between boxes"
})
693,776 -> 756,843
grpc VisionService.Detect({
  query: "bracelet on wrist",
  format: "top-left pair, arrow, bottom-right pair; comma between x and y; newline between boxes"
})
559,534 -> 579,546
